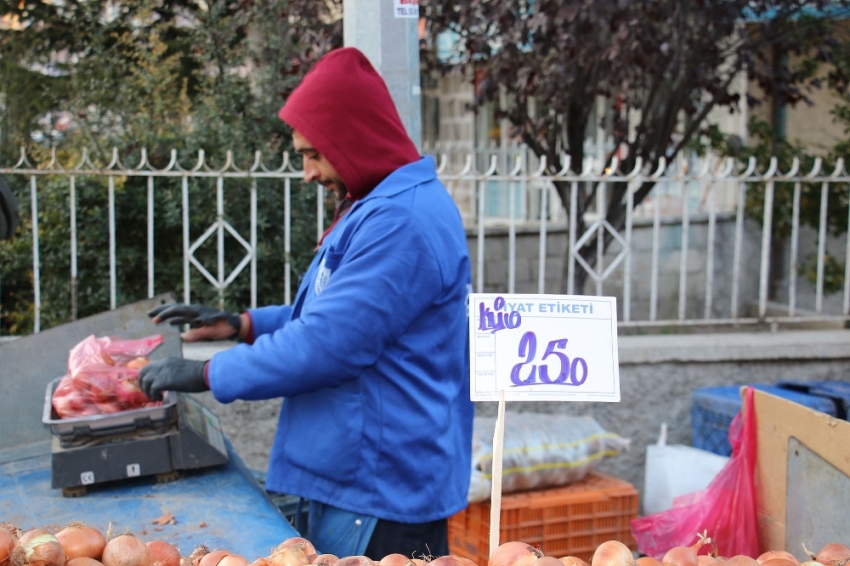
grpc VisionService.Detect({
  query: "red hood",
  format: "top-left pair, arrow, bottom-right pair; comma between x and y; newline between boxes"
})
278,47 -> 421,200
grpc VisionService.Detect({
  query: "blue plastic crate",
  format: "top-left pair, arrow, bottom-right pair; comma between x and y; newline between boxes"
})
691,384 -> 837,456
776,379 -> 850,420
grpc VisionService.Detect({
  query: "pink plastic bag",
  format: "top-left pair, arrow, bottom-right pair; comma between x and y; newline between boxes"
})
52,334 -> 163,418
631,387 -> 759,558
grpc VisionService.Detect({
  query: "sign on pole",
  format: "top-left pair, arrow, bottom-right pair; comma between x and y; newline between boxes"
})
393,0 -> 418,18
468,293 -> 621,556
469,293 -> 621,402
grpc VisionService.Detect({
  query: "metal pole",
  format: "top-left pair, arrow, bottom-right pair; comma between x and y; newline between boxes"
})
344,0 -> 422,150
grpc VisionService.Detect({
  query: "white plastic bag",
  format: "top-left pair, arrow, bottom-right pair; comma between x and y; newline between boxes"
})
468,412 -> 630,502
642,424 -> 729,515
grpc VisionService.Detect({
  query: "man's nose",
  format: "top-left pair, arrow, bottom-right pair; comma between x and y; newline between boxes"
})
303,162 -> 320,183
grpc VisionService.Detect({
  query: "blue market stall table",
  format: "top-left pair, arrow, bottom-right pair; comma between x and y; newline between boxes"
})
0,441 -> 298,559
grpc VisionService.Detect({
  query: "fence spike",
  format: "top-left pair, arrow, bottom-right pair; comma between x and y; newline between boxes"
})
830,157 -> 844,179
106,147 -> 120,170
805,157 -> 823,179
781,157 -> 800,179
741,156 -> 758,178
436,154 -> 448,174
191,150 -> 205,172
650,157 -> 667,180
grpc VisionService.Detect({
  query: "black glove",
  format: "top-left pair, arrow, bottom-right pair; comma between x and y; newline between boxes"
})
139,357 -> 208,401
148,303 -> 241,335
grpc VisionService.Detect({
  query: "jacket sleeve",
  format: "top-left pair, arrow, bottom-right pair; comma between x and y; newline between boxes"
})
208,203 -> 443,402
247,304 -> 294,338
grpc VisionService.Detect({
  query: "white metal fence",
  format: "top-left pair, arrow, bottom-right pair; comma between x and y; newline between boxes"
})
2,146 -> 849,333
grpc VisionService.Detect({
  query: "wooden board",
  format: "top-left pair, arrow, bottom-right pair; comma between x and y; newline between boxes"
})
752,387 -> 850,553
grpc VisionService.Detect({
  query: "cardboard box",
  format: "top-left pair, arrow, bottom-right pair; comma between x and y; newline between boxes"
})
753,387 -> 850,557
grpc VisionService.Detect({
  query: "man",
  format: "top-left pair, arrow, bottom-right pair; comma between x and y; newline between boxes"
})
139,47 -> 473,559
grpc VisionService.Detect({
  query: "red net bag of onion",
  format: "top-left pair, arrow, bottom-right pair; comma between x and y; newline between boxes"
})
51,334 -> 163,418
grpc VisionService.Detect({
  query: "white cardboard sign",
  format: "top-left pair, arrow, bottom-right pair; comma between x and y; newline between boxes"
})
393,0 -> 419,18
468,293 -> 620,402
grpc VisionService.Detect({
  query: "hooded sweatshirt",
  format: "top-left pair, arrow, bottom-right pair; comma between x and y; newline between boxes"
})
279,47 -> 421,200
208,47 -> 474,525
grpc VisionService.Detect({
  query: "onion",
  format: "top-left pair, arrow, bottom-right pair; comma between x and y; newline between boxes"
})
219,556 -> 249,566
760,560 -> 797,566
270,547 -> 310,566
411,561 -> 426,566
334,558 -> 374,566
191,546 -> 212,566
592,541 -> 636,566
68,559 -> 106,566
696,558 -> 717,566
277,540 -> 317,558
147,541 -> 181,566
430,558 -> 475,566
102,534 -> 151,566
489,542 -> 544,566
758,554 -> 797,566
663,535 -> 711,566
815,546 -> 850,566
199,551 -> 233,566
11,529 -> 65,566
637,559 -> 662,566
562,559 -> 590,566
724,557 -> 758,566
57,523 -> 106,561
534,559 -> 566,566
310,556 -> 339,566
379,555 -> 412,566
0,528 -> 15,566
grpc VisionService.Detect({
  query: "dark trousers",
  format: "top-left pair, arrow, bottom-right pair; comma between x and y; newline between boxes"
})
363,517 -> 449,560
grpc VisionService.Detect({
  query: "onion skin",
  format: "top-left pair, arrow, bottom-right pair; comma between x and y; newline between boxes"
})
724,557 -> 759,566
592,541 -> 636,566
199,551 -> 232,566
334,557 -> 374,566
430,558 -> 476,566
0,528 -> 15,566
190,546 -> 212,566
219,556 -> 249,566
489,542 -> 544,566
102,535 -> 151,566
310,556 -> 339,566
147,541 -> 181,566
11,529 -> 65,566
562,559 -> 590,566
534,558 -> 566,566
757,554 -> 797,566
696,557 -> 717,566
638,559 -> 663,566
759,560 -> 797,566
68,559 -> 106,566
816,545 -> 850,566
270,548 -> 310,566
56,524 -> 106,561
378,555 -> 411,566
277,540 -> 317,558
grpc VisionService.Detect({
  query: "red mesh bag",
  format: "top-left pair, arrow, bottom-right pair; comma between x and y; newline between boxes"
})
52,334 -> 163,418
630,386 -> 760,558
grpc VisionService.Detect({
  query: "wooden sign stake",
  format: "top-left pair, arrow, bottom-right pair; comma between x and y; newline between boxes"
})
489,389 -> 507,558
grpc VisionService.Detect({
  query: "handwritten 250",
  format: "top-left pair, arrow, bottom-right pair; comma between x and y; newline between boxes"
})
511,332 -> 588,387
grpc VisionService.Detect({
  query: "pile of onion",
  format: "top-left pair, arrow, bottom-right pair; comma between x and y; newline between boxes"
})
592,541 -> 636,566
10,529 -> 65,566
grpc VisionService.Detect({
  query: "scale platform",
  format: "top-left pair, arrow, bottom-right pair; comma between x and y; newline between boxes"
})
44,379 -> 229,496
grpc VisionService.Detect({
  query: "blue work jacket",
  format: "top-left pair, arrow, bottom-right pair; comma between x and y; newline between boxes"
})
208,156 -> 474,523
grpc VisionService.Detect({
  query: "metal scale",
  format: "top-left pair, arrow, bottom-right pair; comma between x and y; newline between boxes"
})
0,295 -> 228,497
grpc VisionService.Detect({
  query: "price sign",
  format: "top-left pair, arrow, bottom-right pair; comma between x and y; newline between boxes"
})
468,293 -> 620,402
